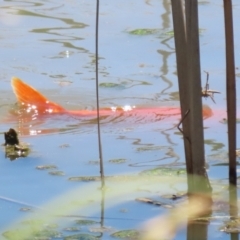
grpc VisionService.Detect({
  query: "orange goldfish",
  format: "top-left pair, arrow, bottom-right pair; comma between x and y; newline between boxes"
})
11,77 -> 214,120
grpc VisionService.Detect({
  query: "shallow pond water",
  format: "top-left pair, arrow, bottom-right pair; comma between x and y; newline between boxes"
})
1,0 -> 240,239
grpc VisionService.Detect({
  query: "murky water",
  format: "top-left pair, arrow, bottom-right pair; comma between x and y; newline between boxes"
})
1,0 -> 240,239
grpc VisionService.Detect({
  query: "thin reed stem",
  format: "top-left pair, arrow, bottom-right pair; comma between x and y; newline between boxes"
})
223,0 -> 237,186
95,0 -> 105,187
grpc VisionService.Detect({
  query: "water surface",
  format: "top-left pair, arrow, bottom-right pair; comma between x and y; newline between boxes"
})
0,0 -> 240,239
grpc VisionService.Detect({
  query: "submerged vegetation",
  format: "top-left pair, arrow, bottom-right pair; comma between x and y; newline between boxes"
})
1,174 -> 238,240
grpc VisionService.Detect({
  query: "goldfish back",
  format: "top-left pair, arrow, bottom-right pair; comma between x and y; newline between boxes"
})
11,77 -> 65,114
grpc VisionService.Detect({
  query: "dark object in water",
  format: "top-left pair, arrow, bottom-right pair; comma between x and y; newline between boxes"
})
4,128 -> 19,145
3,128 -> 29,160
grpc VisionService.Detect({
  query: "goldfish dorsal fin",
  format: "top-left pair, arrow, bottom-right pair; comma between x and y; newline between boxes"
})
11,77 -> 65,113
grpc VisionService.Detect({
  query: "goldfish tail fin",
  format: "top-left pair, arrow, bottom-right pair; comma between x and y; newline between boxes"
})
11,77 -> 65,113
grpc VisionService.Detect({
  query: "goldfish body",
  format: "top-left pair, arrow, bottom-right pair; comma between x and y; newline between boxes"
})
11,77 -> 214,121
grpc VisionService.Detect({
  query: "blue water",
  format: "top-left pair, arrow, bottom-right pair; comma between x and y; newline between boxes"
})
0,0 -> 240,239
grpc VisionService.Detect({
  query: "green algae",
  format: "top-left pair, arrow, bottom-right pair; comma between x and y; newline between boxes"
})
128,28 -> 159,35
48,170 -> 65,176
111,229 -> 140,239
109,158 -> 126,164
140,167 -> 186,177
36,165 -> 57,170
75,220 -> 98,225
64,233 -> 99,240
